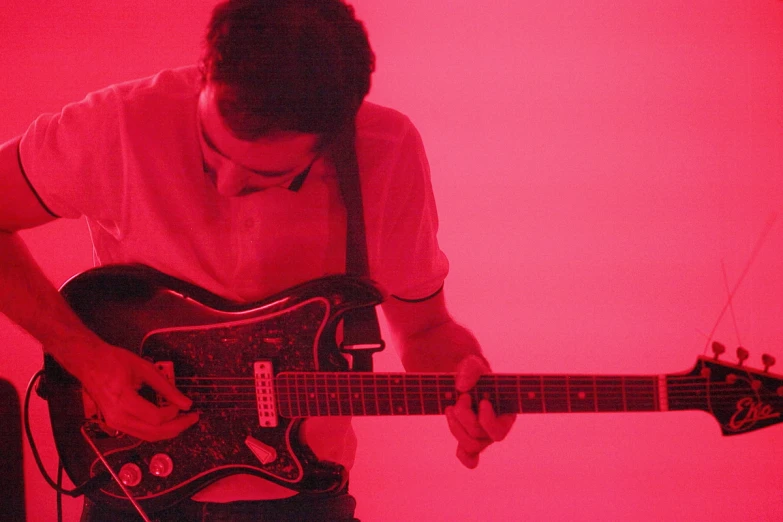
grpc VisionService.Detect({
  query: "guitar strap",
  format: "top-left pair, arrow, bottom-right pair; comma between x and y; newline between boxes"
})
333,122 -> 385,371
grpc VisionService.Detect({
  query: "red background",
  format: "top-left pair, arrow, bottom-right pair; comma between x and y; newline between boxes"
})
2,1 -> 782,520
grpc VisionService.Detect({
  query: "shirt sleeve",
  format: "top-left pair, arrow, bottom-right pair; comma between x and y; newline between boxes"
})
367,116 -> 449,300
18,85 -> 126,223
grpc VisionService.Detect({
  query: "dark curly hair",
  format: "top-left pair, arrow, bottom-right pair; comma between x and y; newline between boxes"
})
200,0 -> 375,150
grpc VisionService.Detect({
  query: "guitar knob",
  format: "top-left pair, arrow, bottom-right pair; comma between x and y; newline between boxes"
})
712,342 -> 726,360
762,354 -> 776,373
736,347 -> 749,366
149,453 -> 174,478
119,463 -> 142,487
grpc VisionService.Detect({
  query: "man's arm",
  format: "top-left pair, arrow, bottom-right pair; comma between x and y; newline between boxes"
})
0,137 -> 197,441
381,291 -> 515,468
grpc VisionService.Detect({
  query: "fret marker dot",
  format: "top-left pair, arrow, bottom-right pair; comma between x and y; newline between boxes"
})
396,407 -> 403,413
445,392 -> 453,400
528,392 -> 536,399
482,392 -> 491,400
330,393 -> 336,399
353,393 -> 360,399
578,391 -> 586,400
309,393 -> 315,399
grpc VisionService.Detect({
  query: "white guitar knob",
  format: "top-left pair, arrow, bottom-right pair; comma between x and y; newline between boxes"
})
119,463 -> 142,487
149,453 -> 174,478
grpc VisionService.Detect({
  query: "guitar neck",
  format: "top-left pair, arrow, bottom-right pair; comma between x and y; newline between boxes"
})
274,372 -> 705,417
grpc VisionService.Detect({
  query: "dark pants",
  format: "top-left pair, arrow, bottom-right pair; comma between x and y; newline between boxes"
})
80,494 -> 359,522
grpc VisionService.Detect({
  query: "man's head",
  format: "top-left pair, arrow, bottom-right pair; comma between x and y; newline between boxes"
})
200,0 -> 375,150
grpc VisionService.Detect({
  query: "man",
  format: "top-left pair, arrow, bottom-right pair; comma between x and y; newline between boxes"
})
0,1 -> 515,520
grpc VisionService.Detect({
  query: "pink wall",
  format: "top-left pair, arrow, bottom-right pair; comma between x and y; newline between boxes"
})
2,1 -> 782,520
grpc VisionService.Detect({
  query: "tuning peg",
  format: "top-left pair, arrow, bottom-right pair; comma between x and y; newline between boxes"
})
762,354 -> 776,372
736,347 -> 749,366
712,342 -> 726,360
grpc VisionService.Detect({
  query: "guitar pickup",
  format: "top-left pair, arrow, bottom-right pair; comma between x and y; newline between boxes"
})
254,361 -> 278,428
154,361 -> 175,407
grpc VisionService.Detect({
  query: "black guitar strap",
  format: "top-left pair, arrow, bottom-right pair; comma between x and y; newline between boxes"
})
333,123 -> 385,371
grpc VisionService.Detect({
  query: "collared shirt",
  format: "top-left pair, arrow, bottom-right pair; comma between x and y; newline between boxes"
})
18,65 -> 449,499
20,66 -> 448,303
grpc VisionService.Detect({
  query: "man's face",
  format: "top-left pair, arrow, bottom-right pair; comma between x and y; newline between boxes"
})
197,83 -> 320,197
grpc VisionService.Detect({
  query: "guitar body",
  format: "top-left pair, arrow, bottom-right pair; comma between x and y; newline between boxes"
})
44,264 -> 384,513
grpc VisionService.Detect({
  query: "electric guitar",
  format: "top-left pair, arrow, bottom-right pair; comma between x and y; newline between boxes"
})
43,264 -> 783,514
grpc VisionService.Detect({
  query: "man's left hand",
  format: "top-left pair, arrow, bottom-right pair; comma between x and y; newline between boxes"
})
445,355 -> 516,468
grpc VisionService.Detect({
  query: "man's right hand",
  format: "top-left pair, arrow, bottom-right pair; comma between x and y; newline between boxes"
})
70,341 -> 199,442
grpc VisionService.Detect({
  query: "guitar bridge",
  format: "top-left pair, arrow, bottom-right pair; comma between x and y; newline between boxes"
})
254,362 -> 278,427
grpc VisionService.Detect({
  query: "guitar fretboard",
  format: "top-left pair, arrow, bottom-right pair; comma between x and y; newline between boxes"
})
274,373 -> 675,417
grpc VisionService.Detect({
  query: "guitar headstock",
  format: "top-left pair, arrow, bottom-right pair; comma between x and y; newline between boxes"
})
674,345 -> 783,436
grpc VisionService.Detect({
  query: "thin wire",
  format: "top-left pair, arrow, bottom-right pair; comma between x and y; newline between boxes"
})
703,213 -> 778,355
721,260 -> 743,348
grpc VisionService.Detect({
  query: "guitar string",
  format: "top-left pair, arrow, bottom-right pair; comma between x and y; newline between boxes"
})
166,385 -> 779,397
167,380 -> 778,391
179,391 -> 775,404
170,374 -> 774,382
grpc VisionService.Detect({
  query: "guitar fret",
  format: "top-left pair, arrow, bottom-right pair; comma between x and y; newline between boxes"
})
401,376 -> 409,415
595,377 -> 624,412
654,377 -> 659,411
436,375 -> 454,411
387,374 -> 396,415
376,374 -> 389,415
475,377 -> 492,411
330,374 -> 338,416
319,374 -> 328,416
312,373 -> 321,417
516,377 -> 541,413
390,375 -> 404,415
418,375 -> 425,415
622,376 -> 627,411
543,376 -> 569,413
303,373 -> 311,417
332,374 -> 340,415
290,374 -> 297,417
326,375 -> 340,417
315,373 -> 332,417
303,373 -> 311,416
625,377 -> 657,411
294,374 -> 302,417
348,373 -> 356,416
404,375 -> 423,415
494,375 -> 500,414
345,374 -> 354,415
436,375 -> 442,413
337,374 -> 350,416
568,377 -> 596,412
359,374 -> 367,415
281,374 -> 290,417
364,374 -> 377,415
420,375 -> 439,414
516,375 -> 522,413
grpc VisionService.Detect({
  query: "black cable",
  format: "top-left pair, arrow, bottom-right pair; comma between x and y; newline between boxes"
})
57,461 -> 63,522
23,370 -> 108,499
